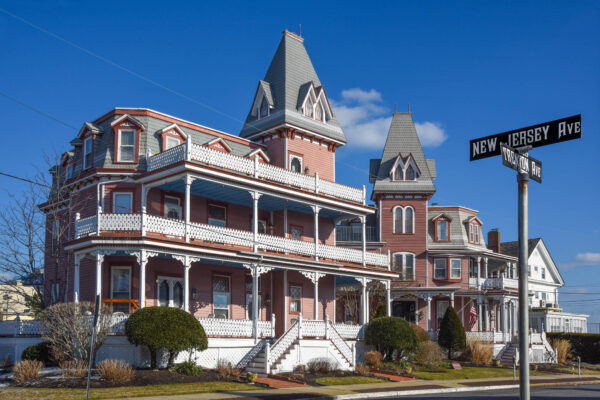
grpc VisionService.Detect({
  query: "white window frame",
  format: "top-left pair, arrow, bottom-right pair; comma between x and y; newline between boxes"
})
165,136 -> 181,150
304,97 -> 313,118
113,192 -> 133,213
289,154 -> 303,173
83,137 -> 92,170
393,252 -> 415,280
289,285 -> 302,313
157,275 -> 184,309
541,268 -> 546,279
393,206 -> 403,234
436,220 -> 449,241
117,129 -> 136,162
314,100 -> 324,122
434,258 -> 447,279
404,206 -> 415,234
111,266 -> 132,300
450,258 -> 462,279
164,196 -> 182,219
212,275 -> 230,318
208,204 -> 226,226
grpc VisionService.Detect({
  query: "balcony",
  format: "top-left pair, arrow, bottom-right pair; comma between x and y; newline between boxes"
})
469,276 -> 519,290
75,212 -> 389,268
147,143 -> 366,205
335,226 -> 379,242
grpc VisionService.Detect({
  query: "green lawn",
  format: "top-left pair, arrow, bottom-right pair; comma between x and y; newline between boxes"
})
412,366 -> 551,380
0,381 -> 259,400
316,376 -> 386,386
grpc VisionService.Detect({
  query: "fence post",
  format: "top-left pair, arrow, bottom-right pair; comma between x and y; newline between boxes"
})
298,313 -> 303,339
362,185 -> 366,205
254,156 -> 259,179
325,314 -> 329,339
264,342 -> 271,375
185,139 -> 192,161
146,149 -> 152,171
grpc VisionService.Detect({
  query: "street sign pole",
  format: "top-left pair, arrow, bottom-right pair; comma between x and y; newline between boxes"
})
517,164 -> 530,400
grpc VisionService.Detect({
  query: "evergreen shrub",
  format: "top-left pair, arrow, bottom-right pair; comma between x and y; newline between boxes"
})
365,317 -> 418,361
437,307 -> 466,359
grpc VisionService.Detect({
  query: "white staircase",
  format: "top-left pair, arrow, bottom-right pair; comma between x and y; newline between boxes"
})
499,343 -> 519,365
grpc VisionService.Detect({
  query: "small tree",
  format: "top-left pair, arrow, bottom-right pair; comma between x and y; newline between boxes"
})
125,307 -> 207,369
437,307 -> 466,360
365,316 -> 418,361
41,302 -> 111,362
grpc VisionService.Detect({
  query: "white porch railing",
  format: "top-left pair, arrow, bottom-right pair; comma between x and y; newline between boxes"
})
75,212 -> 389,268
331,323 -> 366,339
147,143 -> 365,204
465,331 -> 512,343
197,317 -> 275,338
468,277 -> 519,290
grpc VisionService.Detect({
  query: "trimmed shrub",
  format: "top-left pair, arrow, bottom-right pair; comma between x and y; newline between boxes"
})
365,317 -> 418,361
12,360 -> 43,382
411,323 -> 431,343
550,338 -> 571,364
415,341 -> 443,369
374,304 -> 387,319
21,341 -> 52,365
125,307 -> 208,369
364,351 -> 383,369
307,358 -> 338,374
96,359 -> 134,384
547,333 -> 600,364
173,361 -> 203,376
437,307 -> 466,359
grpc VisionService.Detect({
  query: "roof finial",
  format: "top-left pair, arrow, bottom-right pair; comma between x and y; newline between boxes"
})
408,103 -> 411,113
394,104 -> 397,114
299,24 -> 302,37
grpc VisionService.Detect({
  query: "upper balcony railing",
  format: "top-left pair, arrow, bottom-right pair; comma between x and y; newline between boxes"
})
468,276 -> 519,290
147,143 -> 366,205
335,226 -> 378,242
75,212 -> 389,268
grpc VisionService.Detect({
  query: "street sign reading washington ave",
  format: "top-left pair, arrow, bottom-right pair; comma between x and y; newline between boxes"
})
500,144 -> 542,183
470,114 -> 581,161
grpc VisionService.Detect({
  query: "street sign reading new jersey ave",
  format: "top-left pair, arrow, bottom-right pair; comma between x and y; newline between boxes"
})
500,144 -> 542,183
470,114 -> 581,161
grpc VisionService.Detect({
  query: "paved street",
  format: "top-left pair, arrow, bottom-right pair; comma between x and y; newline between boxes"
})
372,384 -> 600,400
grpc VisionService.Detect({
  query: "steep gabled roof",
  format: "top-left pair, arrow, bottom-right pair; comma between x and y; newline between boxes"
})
371,113 -> 436,195
240,30 -> 346,144
501,238 -> 564,286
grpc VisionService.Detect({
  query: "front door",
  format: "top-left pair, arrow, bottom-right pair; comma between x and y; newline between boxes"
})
392,300 -> 416,323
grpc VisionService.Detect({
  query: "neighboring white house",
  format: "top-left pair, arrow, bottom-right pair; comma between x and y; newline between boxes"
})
501,238 -> 588,333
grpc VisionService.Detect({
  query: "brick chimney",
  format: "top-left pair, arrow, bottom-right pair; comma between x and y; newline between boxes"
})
488,229 -> 500,253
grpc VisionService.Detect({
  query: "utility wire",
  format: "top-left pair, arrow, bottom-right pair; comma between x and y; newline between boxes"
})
0,171 -> 51,188
0,91 -> 78,131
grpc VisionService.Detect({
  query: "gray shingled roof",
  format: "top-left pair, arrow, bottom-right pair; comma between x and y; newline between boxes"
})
500,238 -> 542,257
259,80 -> 274,107
427,207 -> 487,248
239,31 -> 346,143
371,113 -> 436,194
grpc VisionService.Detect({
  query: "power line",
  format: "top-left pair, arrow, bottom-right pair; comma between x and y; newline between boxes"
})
0,171 -> 51,188
0,91 -> 78,131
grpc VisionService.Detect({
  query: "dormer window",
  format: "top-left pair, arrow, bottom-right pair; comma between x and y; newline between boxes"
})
304,98 -> 313,118
437,220 -> 449,241
259,96 -> 269,118
165,136 -> 181,150
117,129 -> 136,162
83,137 -> 93,170
394,167 -> 403,181
468,218 -> 482,244
391,154 -> 420,181
315,101 -> 323,121
406,165 -> 416,180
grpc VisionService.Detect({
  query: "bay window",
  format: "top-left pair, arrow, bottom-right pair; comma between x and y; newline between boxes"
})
117,129 -> 136,162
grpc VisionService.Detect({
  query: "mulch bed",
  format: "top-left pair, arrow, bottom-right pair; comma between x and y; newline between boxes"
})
279,370 -> 374,386
9,369 -> 247,389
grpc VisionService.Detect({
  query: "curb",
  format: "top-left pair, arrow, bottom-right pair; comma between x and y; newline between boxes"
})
332,384 -> 520,399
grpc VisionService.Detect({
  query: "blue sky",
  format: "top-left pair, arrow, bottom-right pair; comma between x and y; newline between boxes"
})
0,1 -> 598,323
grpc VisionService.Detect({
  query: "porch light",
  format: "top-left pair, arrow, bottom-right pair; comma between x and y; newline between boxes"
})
304,167 -> 310,174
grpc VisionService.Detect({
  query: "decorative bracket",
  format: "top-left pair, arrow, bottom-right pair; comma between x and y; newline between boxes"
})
300,270 -> 325,284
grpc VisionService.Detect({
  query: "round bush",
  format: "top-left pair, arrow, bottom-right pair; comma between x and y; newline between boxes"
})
365,317 -> 418,361
125,307 -> 208,369
21,341 -> 53,365
411,323 -> 431,343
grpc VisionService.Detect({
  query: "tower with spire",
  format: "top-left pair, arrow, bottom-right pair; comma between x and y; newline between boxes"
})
240,30 -> 345,181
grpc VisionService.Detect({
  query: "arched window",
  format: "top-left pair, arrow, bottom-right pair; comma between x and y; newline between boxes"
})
290,156 -> 302,173
315,101 -> 323,121
394,207 -> 403,233
304,98 -> 313,118
259,96 -> 269,118
406,165 -> 415,180
394,167 -> 403,181
405,207 -> 414,234
158,281 -> 169,307
173,282 -> 183,309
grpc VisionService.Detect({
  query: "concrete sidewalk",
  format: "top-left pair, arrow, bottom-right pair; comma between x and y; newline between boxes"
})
113,374 -> 600,400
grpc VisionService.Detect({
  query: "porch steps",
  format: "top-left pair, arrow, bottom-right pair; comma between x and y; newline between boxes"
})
499,343 -> 518,366
270,341 -> 299,374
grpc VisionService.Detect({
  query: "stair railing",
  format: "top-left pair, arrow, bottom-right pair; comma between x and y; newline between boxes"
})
237,339 -> 266,369
327,315 -> 354,367
266,314 -> 301,373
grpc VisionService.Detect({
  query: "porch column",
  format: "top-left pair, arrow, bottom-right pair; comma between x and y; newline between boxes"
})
450,292 -> 455,308
312,206 -> 320,261
483,257 -> 489,279
251,192 -> 262,252
385,281 -> 391,317
501,298 -> 508,334
184,256 -> 190,312
184,176 -> 192,242
73,255 -> 80,303
252,265 -> 259,342
284,269 -> 288,331
359,278 -> 368,325
426,295 -> 432,332
139,250 -> 147,308
168,280 -> 174,307
360,215 -> 367,267
95,253 -> 104,299
476,257 -> 482,288
477,297 -> 483,331
308,272 -> 325,320
141,185 -> 148,236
